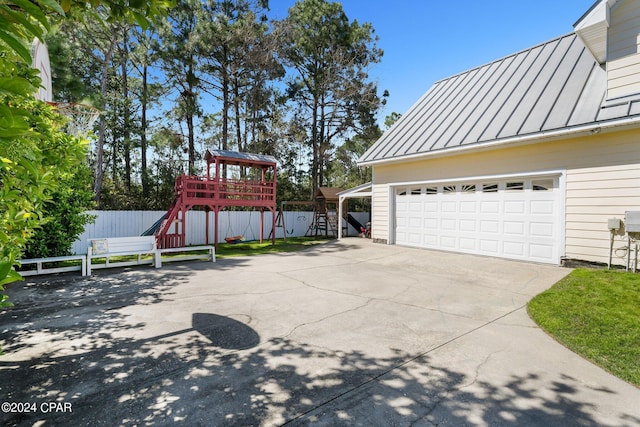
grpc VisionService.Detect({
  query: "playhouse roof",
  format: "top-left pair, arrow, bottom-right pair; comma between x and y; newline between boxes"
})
205,149 -> 277,167
315,187 -> 344,201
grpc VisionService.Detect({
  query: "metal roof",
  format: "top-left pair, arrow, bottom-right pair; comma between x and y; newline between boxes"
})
205,149 -> 276,165
359,31 -> 640,165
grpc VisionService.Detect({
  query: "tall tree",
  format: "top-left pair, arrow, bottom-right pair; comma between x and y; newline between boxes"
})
198,0 -> 275,153
0,0 -> 172,319
156,0 -> 205,175
274,0 -> 383,196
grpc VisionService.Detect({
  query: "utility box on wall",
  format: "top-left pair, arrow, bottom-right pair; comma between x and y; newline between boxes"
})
625,211 -> 640,233
608,218 -> 621,230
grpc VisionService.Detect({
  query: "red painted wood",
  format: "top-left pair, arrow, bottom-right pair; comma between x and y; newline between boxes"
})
155,151 -> 277,249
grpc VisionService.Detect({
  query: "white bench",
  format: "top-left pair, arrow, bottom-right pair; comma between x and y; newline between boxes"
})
159,245 -> 216,264
87,236 -> 160,275
20,255 -> 87,277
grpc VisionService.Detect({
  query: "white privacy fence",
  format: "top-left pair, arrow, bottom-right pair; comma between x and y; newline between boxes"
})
71,210 -> 370,255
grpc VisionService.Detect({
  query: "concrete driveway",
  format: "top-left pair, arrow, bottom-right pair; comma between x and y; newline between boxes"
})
1,239 -> 639,426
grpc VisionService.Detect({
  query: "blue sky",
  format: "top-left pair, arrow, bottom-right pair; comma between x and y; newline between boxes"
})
267,0 -> 595,123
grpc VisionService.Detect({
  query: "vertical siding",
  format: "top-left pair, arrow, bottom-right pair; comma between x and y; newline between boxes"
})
607,0 -> 640,99
371,129 -> 640,265
71,210 -> 369,255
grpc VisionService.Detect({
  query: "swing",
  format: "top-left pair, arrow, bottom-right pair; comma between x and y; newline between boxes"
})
224,211 -> 257,244
225,211 -> 245,244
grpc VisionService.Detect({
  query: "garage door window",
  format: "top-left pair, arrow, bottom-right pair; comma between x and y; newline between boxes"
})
482,183 -> 498,192
426,186 -> 438,195
461,184 -> 476,193
443,185 -> 456,194
532,179 -> 554,191
506,182 -> 524,191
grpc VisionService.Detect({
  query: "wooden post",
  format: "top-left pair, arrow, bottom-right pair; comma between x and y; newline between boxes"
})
214,208 -> 219,250
260,209 -> 264,244
205,206 -> 210,245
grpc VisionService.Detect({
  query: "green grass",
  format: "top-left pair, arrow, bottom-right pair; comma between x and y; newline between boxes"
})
528,268 -> 640,387
215,237 -> 332,258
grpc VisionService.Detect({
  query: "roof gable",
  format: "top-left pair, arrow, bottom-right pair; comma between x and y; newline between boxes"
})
360,18 -> 640,166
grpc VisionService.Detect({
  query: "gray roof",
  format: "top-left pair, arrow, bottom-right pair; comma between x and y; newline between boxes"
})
206,149 -> 276,165
359,32 -> 640,165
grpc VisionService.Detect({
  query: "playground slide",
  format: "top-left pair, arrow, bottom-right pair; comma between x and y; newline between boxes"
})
346,214 -> 366,234
141,214 -> 166,236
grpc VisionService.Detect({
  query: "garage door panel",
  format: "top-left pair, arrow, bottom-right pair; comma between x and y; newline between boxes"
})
504,201 -> 526,214
504,221 -> 525,235
504,241 -> 525,256
459,237 -> 477,250
480,220 -> 499,233
424,218 -> 438,229
459,219 -> 477,232
409,202 -> 422,211
424,201 -> 438,212
442,201 -> 457,212
530,222 -> 554,237
530,244 -> 554,260
441,218 -> 457,230
440,236 -> 457,248
480,201 -> 500,213
407,233 -> 421,244
531,200 -> 554,214
408,217 -> 422,227
460,201 -> 477,213
424,234 -> 438,245
395,175 -> 561,264
480,239 -> 500,253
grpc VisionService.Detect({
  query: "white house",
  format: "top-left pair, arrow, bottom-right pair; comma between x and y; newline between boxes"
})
359,0 -> 640,265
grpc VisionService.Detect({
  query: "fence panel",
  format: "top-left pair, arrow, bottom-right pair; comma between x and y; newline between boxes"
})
71,210 -> 369,255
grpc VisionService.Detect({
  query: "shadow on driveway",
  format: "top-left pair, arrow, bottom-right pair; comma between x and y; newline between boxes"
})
0,246 -> 638,426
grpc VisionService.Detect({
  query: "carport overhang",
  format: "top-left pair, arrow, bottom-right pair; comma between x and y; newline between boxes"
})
337,182 -> 372,239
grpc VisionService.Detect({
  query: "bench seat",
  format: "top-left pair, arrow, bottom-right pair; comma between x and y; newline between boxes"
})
87,236 -> 159,275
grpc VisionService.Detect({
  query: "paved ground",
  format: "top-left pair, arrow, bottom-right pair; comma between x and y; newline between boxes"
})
1,239 -> 639,426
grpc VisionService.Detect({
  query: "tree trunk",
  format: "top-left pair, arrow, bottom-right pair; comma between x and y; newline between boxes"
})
93,27 -> 118,206
141,63 -> 149,199
311,95 -> 319,199
121,31 -> 131,190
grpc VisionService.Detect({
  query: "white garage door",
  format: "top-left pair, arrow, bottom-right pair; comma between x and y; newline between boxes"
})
395,176 -> 563,264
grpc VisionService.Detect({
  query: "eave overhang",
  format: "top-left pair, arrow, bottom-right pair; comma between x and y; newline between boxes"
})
358,115 -> 640,168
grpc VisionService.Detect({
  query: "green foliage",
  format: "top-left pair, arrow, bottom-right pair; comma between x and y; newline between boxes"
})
23,164 -> 95,259
0,0 -> 173,312
528,268 -> 640,387
274,0 -> 384,194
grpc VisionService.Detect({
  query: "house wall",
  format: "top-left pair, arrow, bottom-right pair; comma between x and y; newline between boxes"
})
607,0 -> 640,99
371,128 -> 640,265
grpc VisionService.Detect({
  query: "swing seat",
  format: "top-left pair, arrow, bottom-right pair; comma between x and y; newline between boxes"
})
225,235 -> 245,244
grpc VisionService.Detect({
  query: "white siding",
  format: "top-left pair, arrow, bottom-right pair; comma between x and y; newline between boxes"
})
607,0 -> 640,99
71,210 -> 369,255
371,184 -> 390,243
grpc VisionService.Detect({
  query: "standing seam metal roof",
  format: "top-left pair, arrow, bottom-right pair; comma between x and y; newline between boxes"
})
359,32 -> 640,165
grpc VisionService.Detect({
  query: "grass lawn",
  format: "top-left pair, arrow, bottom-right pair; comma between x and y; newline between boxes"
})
528,268 -> 640,387
215,237 -> 332,258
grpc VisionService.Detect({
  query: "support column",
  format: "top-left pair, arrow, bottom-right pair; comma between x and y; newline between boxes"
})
214,208 -> 219,250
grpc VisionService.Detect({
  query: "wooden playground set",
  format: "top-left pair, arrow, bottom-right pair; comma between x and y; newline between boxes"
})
153,150 -> 370,249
